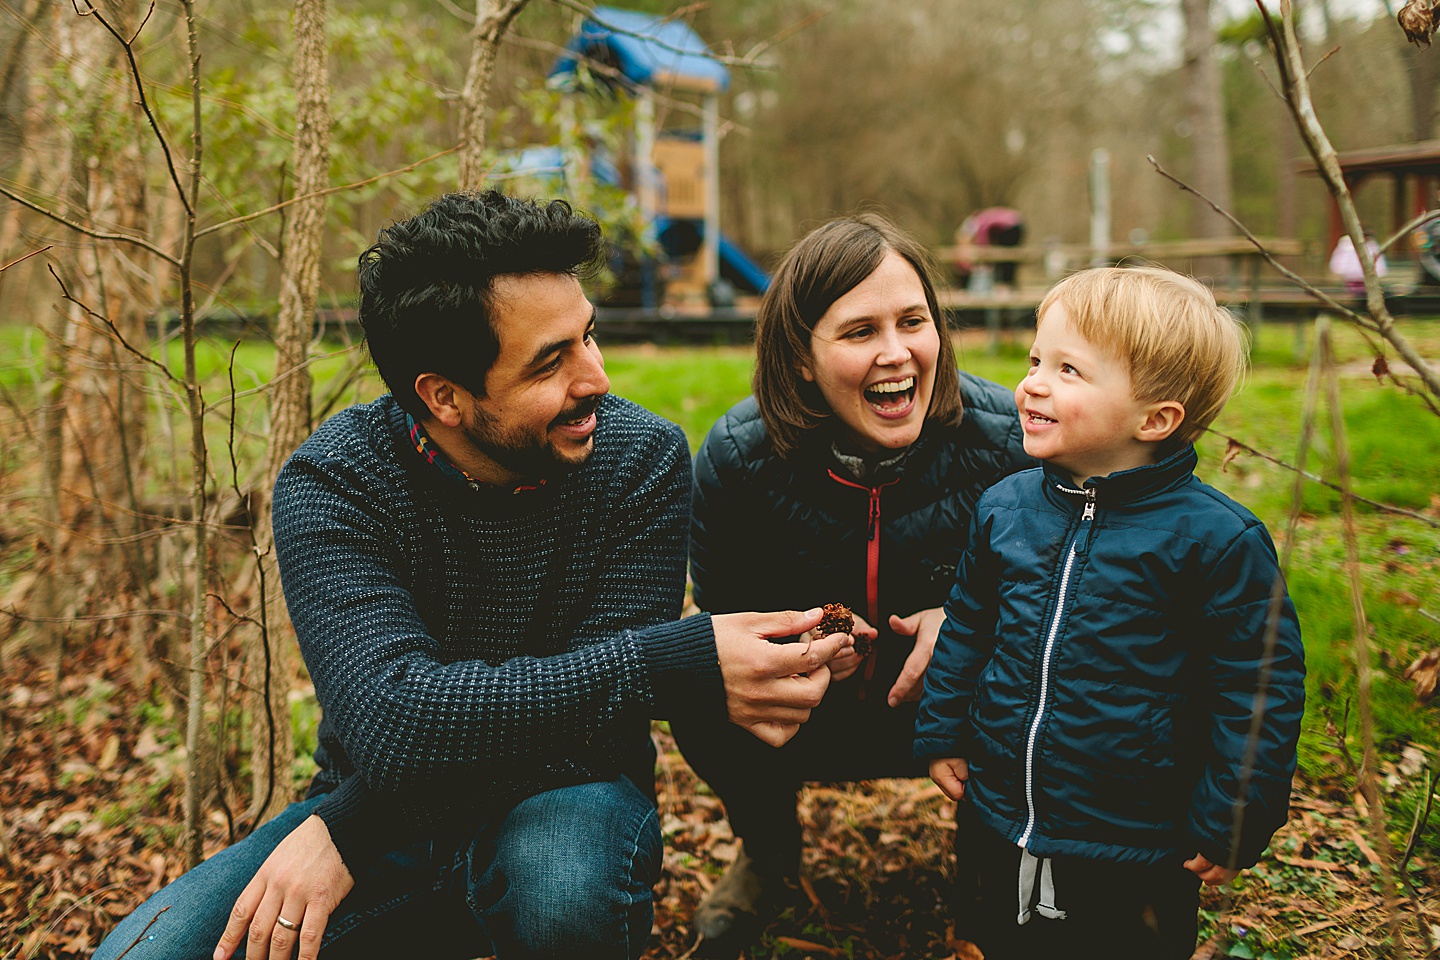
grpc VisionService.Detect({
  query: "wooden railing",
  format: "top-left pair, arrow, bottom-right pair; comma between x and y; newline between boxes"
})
936,236 -> 1307,268
935,237 -> 1315,326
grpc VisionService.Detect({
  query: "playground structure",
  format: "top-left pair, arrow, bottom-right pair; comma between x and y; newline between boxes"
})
543,6 -> 769,310
510,20 -> 1440,340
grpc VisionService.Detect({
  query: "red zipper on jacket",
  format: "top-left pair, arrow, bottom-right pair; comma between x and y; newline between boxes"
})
826,469 -> 899,657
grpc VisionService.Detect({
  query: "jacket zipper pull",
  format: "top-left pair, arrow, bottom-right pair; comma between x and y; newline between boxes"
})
1082,487 -> 1097,521
868,489 -> 881,541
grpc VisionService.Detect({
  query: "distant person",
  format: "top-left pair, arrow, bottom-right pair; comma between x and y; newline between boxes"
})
954,207 -> 1026,291
91,191 -> 853,960
672,213 -> 1032,951
1328,232 -> 1386,294
916,266 -> 1305,959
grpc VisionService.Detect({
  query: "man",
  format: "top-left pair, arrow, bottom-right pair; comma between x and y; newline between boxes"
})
91,192 -> 849,960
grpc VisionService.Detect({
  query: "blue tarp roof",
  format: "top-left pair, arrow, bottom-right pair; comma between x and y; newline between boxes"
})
550,6 -> 728,93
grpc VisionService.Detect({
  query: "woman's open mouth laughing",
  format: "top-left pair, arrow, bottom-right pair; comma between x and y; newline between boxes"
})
864,376 -> 917,417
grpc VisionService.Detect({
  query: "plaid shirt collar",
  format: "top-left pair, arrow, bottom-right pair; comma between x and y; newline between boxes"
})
405,412 -> 545,495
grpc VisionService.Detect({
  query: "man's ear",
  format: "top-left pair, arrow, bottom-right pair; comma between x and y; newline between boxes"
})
413,373 -> 466,428
1137,400 -> 1185,443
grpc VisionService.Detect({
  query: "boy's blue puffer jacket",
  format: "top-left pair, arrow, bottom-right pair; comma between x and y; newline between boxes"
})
915,444 -> 1305,869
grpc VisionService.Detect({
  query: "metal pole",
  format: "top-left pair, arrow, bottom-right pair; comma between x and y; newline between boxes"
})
702,92 -> 720,296
633,90 -> 658,308
1089,148 -> 1111,267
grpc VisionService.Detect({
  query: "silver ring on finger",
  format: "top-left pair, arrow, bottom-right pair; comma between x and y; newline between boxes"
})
276,915 -> 300,932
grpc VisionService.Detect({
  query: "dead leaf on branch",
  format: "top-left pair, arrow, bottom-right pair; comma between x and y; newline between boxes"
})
1403,648 -> 1440,701
1372,354 -> 1391,381
1400,0 -> 1440,46
1222,439 -> 1244,473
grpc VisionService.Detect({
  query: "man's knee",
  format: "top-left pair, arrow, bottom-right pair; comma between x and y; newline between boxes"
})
477,779 -> 661,958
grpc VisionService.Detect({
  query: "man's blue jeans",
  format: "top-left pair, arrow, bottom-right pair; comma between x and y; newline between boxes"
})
91,777 -> 661,960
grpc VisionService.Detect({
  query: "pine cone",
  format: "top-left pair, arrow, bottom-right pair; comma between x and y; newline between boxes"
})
817,602 -> 869,658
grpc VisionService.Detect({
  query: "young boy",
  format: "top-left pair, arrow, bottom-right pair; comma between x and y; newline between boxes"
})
915,266 -> 1305,958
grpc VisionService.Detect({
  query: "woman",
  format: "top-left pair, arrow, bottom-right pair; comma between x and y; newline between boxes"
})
671,213 -> 1031,947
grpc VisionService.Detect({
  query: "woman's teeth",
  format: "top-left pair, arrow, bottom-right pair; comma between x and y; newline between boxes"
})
865,377 -> 914,401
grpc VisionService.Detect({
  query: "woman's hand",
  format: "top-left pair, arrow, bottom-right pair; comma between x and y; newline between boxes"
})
886,607 -> 947,706
821,612 -> 876,683
214,814 -> 354,960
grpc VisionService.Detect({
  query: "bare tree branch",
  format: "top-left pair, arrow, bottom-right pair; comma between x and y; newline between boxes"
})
73,0 -> 192,219
1380,208 -> 1440,255
1212,431 -> 1440,528
193,146 -> 459,240
201,343 -> 361,415
47,265 -> 182,386
1147,154 -> 1379,330
1307,43 -> 1341,78
0,184 -> 179,264
2,606 -> 191,623
0,245 -> 51,272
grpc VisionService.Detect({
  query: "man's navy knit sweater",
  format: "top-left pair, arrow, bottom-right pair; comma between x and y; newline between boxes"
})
272,393 -> 719,865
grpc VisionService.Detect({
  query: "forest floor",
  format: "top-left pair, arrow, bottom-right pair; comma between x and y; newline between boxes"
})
1,629 -> 1437,960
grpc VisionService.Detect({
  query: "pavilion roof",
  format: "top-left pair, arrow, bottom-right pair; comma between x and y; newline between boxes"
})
1300,139 -> 1440,178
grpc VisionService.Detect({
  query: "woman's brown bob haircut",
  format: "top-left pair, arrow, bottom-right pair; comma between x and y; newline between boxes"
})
753,213 -> 964,458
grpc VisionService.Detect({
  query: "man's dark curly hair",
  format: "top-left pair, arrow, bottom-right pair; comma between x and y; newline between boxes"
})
357,191 -> 606,417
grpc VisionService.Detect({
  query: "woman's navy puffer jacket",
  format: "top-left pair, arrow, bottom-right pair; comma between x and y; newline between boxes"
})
692,373 -> 1032,695
915,445 -> 1305,869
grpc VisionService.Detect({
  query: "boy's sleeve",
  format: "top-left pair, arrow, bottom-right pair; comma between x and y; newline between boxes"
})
1186,523 -> 1306,869
914,507 -> 1001,760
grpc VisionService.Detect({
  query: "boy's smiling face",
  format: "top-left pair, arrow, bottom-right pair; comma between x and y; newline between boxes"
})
1016,303 -> 1182,487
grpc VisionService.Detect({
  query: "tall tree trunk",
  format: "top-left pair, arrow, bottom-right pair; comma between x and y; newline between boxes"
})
1180,0 -> 1234,257
246,0 -> 332,828
28,4 -> 122,655
81,0 -> 158,603
455,0 -> 530,190
0,0 -> 46,293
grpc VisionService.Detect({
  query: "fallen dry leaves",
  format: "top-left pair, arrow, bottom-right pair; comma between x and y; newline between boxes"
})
1,634 -> 1438,959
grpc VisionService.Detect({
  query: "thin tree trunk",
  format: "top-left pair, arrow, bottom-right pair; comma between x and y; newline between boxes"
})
177,0 -> 210,870
455,0 -> 530,190
246,0 -> 332,828
1180,0 -> 1234,263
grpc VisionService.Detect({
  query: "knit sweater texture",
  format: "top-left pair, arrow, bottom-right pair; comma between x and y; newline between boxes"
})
271,393 -> 718,864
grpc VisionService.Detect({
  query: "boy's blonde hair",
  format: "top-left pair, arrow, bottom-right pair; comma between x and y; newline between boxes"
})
1036,265 -> 1247,443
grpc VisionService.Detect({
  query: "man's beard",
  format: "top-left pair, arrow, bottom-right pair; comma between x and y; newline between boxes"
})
462,395 -> 602,480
